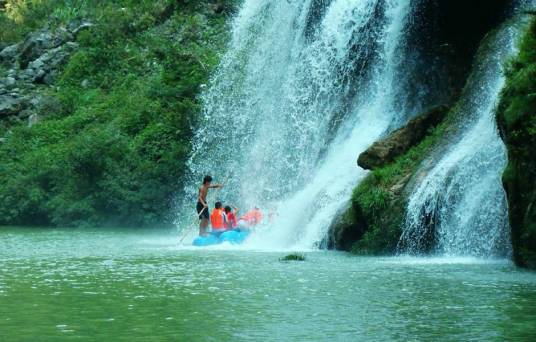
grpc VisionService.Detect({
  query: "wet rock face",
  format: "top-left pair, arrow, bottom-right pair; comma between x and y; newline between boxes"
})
23,42 -> 79,84
434,0 -> 509,60
324,204 -> 368,251
496,19 -> 536,269
0,22 -> 91,126
357,105 -> 449,170
400,0 -> 510,111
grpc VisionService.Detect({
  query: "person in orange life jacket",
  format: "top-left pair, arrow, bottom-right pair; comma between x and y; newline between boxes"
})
210,201 -> 228,236
239,207 -> 263,228
224,205 -> 239,230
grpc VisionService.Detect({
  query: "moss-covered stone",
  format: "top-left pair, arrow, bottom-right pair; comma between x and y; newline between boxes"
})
358,105 -> 449,170
327,105 -> 453,254
332,21 -> 532,256
497,18 -> 536,268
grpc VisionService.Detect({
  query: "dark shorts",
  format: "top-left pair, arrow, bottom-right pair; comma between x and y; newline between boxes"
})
196,202 -> 209,220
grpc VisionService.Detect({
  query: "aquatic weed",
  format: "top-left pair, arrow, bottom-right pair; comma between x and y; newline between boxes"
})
279,253 -> 306,262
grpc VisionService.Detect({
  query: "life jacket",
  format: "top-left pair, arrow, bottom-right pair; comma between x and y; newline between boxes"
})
210,208 -> 226,230
226,212 -> 238,229
240,209 -> 263,226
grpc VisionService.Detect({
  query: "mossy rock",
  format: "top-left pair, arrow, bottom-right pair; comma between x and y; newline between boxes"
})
328,104 -> 453,255
496,18 -> 536,268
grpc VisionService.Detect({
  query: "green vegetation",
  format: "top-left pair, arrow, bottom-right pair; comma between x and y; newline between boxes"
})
280,253 -> 306,262
0,0 -> 238,227
342,26 -> 519,256
497,18 -> 536,268
347,19 -> 536,259
349,119 -> 451,255
0,0 -> 62,43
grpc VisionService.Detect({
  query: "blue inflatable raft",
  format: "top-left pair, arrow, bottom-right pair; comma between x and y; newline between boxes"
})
192,230 -> 250,247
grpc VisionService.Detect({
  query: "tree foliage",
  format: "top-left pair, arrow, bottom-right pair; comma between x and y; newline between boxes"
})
0,0 -> 237,227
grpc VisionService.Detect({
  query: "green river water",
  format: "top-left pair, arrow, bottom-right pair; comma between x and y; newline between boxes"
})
1,228 -> 536,341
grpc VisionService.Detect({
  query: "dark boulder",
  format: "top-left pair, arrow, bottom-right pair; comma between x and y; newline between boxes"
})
324,203 -> 367,251
411,0 -> 510,64
358,105 -> 449,170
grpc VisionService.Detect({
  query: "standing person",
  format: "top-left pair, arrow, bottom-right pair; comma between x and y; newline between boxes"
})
197,175 -> 223,236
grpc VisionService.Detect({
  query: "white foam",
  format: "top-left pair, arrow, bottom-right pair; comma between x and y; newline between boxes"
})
177,0 -> 416,251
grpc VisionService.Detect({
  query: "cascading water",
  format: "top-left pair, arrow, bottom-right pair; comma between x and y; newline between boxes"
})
398,12 -> 532,258
178,0 -> 440,249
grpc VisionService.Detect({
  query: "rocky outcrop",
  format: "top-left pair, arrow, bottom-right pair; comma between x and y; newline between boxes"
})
0,22 -> 91,127
358,105 -> 449,170
324,203 -> 367,251
396,1 -> 510,122
1,23 -> 91,69
327,105 -> 451,253
0,94 -> 24,118
496,19 -> 536,269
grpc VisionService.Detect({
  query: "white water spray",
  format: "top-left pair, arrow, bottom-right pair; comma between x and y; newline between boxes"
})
398,16 -> 531,257
179,0 -> 429,249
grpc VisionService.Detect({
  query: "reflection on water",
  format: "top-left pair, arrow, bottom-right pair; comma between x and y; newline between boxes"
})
1,228 -> 536,341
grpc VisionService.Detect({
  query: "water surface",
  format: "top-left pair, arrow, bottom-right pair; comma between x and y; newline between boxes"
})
1,228 -> 536,341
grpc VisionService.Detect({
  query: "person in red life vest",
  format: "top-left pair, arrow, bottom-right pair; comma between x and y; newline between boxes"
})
210,201 -> 228,236
239,207 -> 263,228
224,205 -> 239,230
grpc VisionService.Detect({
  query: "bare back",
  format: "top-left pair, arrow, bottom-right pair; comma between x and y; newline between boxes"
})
198,185 -> 208,205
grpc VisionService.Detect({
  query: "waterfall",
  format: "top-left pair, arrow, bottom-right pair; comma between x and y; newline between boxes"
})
398,13 -> 532,257
179,0 -> 439,249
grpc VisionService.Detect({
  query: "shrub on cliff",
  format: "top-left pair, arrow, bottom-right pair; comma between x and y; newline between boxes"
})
0,1 -> 237,227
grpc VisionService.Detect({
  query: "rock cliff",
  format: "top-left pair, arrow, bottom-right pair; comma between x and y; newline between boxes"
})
0,22 -> 91,129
